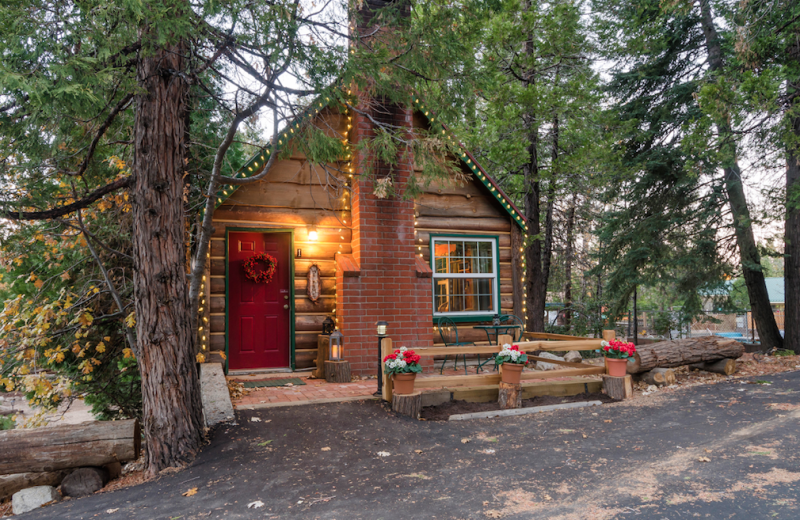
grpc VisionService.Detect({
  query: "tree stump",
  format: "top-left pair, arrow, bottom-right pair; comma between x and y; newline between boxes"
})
639,368 -> 676,387
60,467 -> 109,498
324,360 -> 351,383
498,382 -> 522,409
392,392 -> 422,419
602,375 -> 633,400
313,336 -> 330,379
690,358 -> 736,375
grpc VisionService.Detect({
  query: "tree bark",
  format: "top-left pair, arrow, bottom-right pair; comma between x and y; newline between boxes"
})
785,69 -> 800,353
498,381 -> 522,409
324,360 -> 352,383
524,127 -> 543,332
602,375 -> 632,400
133,37 -> 204,475
391,392 -> 422,419
627,336 -> 745,373
639,368 -> 676,387
0,471 -> 69,501
0,420 -> 140,475
690,358 -> 737,375
699,0 -> 783,350
564,192 -> 576,329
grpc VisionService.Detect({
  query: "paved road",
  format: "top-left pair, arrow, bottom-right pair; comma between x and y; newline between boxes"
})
21,372 -> 800,519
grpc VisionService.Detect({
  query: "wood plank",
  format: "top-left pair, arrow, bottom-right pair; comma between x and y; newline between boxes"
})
522,332 -> 594,341
413,175 -> 484,197
260,159 -> 348,185
296,260 -> 336,277
211,258 -> 225,276
210,296 -> 225,313
210,334 -> 225,351
414,345 -> 503,357
212,208 -> 350,234
414,366 -> 605,389
296,314 -> 332,332
415,216 -> 511,232
381,338 -> 393,402
222,182 -> 339,210
295,296 -> 335,313
415,230 -> 511,247
449,378 -> 603,403
210,315 -> 225,333
210,277 -> 225,294
514,339 -> 604,351
416,193 -> 504,218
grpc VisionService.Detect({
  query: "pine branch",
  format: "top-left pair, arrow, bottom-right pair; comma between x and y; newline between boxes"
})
1,176 -> 132,220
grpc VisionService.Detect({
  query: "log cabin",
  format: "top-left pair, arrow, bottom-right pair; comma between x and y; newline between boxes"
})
200,1 -> 529,375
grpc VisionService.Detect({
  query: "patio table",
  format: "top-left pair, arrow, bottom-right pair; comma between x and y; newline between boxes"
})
473,324 -> 523,345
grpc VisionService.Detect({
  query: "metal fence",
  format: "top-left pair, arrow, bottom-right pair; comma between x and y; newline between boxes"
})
613,309 -> 784,343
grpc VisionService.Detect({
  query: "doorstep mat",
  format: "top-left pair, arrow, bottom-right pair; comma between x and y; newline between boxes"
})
242,378 -> 306,388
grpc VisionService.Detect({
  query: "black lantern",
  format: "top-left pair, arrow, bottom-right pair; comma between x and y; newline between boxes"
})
492,314 -> 501,326
321,316 -> 335,336
329,330 -> 344,360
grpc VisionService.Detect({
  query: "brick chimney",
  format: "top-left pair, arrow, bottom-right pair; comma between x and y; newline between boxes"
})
335,0 -> 433,376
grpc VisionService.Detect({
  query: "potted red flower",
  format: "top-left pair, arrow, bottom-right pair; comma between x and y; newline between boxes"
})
383,347 -> 422,394
495,344 -> 529,384
600,339 -> 636,377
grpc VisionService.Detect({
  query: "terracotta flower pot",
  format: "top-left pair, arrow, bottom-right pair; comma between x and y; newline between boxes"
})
500,363 -> 524,384
393,373 -> 417,395
606,357 -> 629,377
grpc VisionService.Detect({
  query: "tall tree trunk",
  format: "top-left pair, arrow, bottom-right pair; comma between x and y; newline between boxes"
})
699,0 -> 783,349
563,192 -> 576,329
540,114 -> 557,315
524,124 -> 544,332
785,70 -> 800,353
132,38 -> 204,476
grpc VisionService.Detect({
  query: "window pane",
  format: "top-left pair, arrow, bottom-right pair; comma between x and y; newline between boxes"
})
453,241 -> 464,257
479,242 -> 492,257
464,241 -> 479,258
478,278 -> 492,294
434,242 -> 450,260
479,258 -> 493,274
479,293 -> 493,311
435,258 -> 448,274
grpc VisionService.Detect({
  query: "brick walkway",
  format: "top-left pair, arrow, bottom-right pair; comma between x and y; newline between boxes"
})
232,375 -> 378,409
230,364 -> 492,409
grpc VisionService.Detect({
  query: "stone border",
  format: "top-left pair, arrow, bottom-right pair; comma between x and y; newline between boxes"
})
448,400 -> 603,421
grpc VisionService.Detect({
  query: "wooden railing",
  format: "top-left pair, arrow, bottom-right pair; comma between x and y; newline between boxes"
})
380,331 -> 614,401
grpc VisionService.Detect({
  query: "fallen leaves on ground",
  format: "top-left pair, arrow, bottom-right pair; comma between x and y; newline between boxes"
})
321,447 -> 331,451
250,417 -> 261,422
377,451 -> 391,457
461,438 -> 471,444
226,379 -> 250,400
247,501 -> 264,509
182,487 -> 198,497
698,457 -> 711,462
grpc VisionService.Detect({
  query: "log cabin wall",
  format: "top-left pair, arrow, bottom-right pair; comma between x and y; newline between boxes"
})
411,113 -> 520,346
207,108 -> 350,370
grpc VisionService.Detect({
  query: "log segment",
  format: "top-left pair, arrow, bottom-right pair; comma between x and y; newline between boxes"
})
498,382 -> 522,409
324,360 -> 351,383
689,358 -> 737,376
0,471 -> 69,501
639,368 -> 676,387
627,336 -> 744,374
602,375 -> 633,400
0,419 -> 140,476
391,392 -> 422,419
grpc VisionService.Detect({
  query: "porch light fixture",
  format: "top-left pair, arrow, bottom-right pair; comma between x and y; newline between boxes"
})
375,320 -> 389,397
308,225 -> 318,242
329,330 -> 344,361
376,321 -> 388,336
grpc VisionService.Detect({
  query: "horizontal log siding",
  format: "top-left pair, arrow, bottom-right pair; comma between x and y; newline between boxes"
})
208,109 -> 349,369
413,172 -> 517,346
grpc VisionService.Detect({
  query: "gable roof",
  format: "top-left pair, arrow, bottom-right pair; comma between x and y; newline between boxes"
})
210,93 -> 528,232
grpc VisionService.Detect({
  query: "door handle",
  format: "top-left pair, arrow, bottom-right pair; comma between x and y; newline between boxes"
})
283,304 -> 289,309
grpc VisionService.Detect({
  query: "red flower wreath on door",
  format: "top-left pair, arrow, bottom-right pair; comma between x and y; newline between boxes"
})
242,252 -> 278,284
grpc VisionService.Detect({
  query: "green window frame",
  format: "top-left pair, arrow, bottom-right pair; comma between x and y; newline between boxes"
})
430,235 -> 500,320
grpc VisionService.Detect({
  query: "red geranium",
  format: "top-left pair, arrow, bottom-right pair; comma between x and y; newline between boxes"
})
600,339 -> 636,359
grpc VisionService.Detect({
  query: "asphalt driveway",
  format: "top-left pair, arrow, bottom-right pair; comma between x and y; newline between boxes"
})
20,371 -> 800,519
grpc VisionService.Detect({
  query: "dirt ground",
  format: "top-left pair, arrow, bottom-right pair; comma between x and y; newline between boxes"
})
420,393 -> 617,421
9,365 -> 800,519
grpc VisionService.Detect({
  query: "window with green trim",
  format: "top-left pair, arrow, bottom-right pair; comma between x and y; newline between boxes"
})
431,237 -> 498,317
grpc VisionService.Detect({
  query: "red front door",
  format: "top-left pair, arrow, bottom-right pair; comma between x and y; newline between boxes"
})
228,231 -> 292,370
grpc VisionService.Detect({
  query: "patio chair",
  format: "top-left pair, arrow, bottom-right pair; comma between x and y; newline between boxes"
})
436,317 -> 473,374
